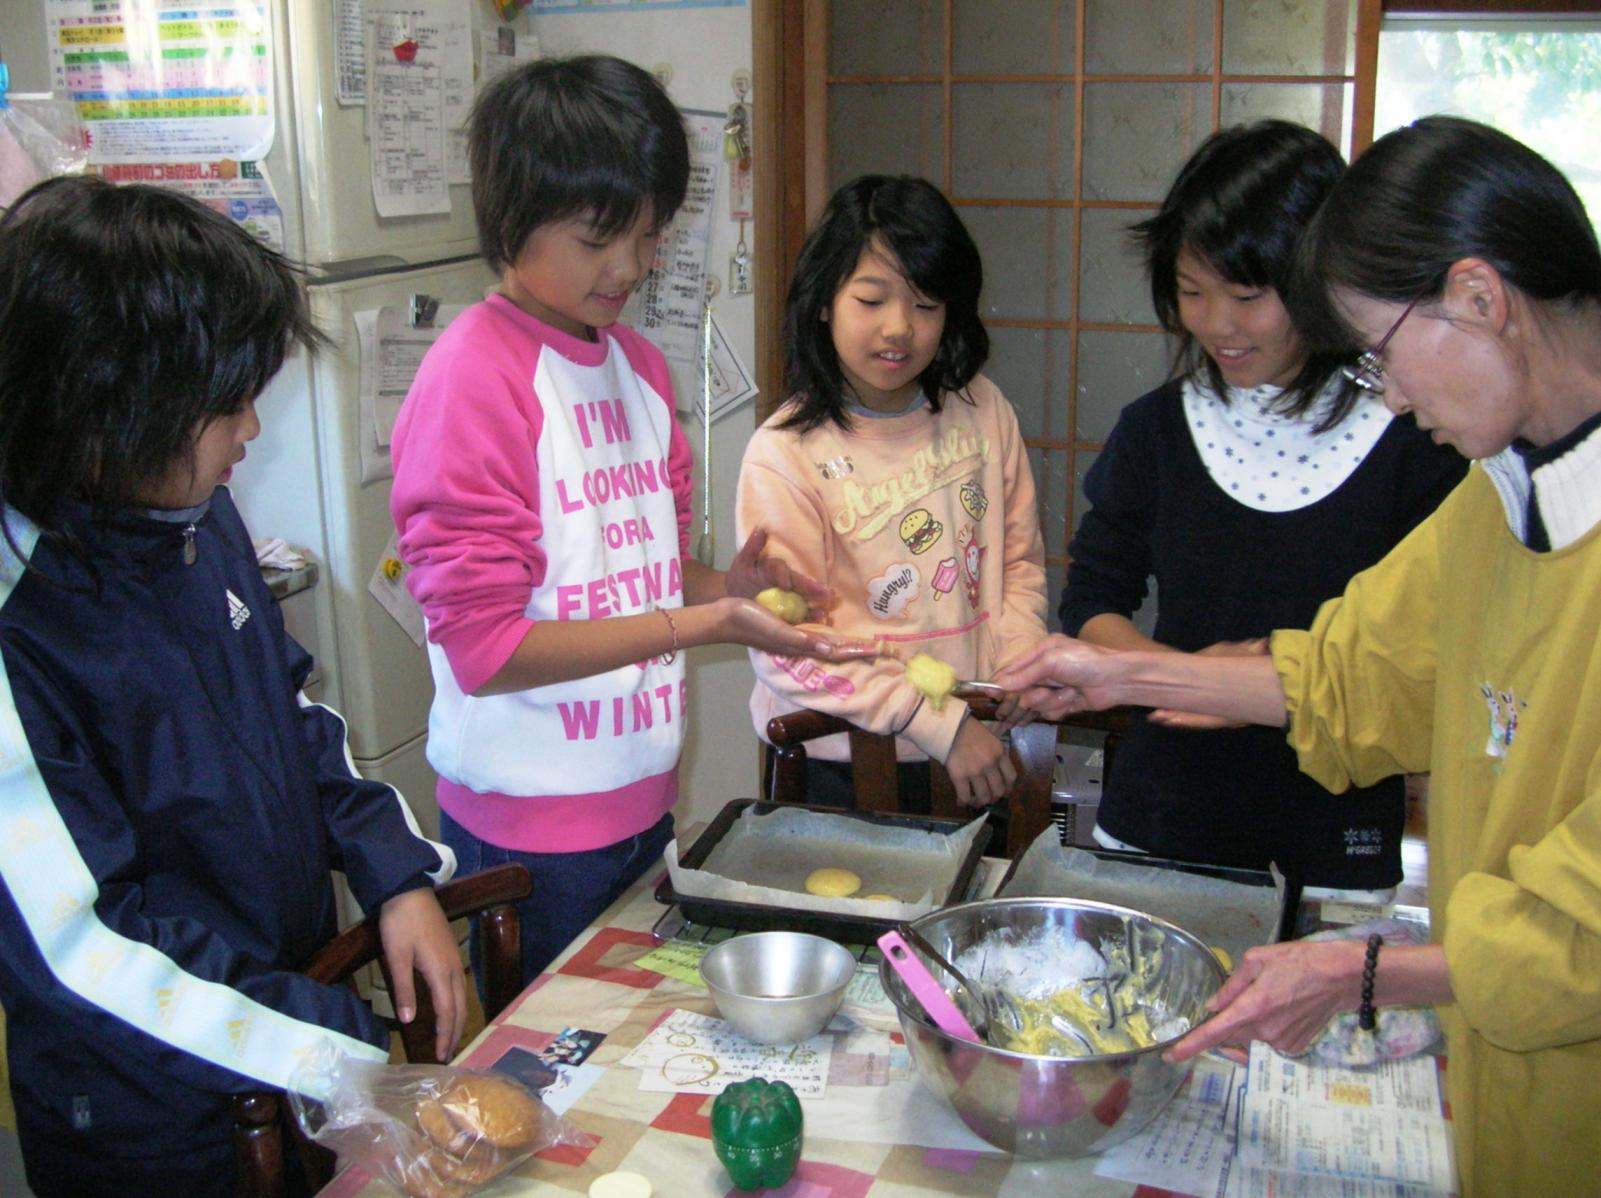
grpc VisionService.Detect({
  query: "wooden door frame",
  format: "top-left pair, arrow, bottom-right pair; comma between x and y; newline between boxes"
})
752,0 -> 827,423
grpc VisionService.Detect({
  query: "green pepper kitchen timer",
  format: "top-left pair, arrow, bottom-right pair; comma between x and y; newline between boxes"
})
710,1077 -> 803,1190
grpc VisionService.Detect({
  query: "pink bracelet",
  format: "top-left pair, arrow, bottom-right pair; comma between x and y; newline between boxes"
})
660,608 -> 680,655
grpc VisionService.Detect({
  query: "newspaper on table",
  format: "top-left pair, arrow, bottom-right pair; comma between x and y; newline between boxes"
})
1097,1045 -> 1454,1198
1234,1042 -> 1456,1192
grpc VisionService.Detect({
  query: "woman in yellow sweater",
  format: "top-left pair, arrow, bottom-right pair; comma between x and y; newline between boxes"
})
997,117 -> 1601,1196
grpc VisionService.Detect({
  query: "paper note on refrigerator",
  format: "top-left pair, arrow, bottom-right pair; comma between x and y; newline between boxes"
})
96,161 -> 287,254
621,109 -> 723,406
355,302 -> 469,484
695,312 -> 759,424
478,28 -> 543,90
46,0 -> 277,164
369,530 -> 426,647
335,0 -> 367,105
365,0 -> 460,217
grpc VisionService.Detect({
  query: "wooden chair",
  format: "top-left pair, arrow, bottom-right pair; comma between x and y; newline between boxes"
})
233,862 -> 533,1198
765,696 -> 1134,858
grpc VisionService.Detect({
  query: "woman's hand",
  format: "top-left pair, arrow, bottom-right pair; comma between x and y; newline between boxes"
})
1148,638 -> 1268,730
726,528 -> 832,622
992,633 -> 1122,718
943,718 -> 1017,807
712,596 -> 879,661
1164,939 -> 1368,1063
990,690 -> 1036,734
378,887 -> 467,1063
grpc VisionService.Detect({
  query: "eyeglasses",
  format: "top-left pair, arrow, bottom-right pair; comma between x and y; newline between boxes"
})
1341,294 -> 1424,394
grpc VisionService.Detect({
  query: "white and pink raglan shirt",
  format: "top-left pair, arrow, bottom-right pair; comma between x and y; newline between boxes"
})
390,295 -> 693,853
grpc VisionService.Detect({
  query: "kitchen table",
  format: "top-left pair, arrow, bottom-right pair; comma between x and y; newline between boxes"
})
315,854 -> 1185,1198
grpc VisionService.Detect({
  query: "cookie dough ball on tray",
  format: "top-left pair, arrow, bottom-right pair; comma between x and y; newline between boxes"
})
804,867 -> 861,898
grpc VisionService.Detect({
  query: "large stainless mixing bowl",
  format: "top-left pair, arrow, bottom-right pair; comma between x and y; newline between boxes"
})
878,896 -> 1226,1158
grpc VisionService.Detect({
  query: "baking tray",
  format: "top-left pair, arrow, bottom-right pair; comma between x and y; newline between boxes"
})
656,798 -> 992,945
998,846 -> 1301,945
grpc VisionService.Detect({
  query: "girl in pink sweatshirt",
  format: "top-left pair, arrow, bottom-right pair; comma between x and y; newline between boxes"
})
737,175 -> 1049,811
390,56 -> 870,986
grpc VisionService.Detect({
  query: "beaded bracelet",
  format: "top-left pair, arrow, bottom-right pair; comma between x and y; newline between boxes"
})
660,608 -> 680,657
1359,933 -> 1383,1032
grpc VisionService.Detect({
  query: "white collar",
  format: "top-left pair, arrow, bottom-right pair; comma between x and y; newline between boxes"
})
1480,423 -> 1601,550
1182,376 -> 1394,512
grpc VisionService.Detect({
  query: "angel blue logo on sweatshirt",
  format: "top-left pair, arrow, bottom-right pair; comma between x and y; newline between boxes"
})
227,589 -> 251,630
1480,682 -> 1525,760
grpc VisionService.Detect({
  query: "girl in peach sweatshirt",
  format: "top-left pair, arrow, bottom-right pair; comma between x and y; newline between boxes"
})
737,176 -> 1048,810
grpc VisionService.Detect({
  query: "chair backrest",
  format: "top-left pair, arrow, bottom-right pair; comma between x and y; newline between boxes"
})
765,697 -> 1132,858
233,862 -> 533,1198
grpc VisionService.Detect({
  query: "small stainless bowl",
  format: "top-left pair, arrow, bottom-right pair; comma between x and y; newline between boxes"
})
879,897 -> 1226,1158
700,931 -> 856,1044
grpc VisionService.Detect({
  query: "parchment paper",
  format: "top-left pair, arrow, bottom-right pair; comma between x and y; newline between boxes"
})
998,830 -> 1286,966
665,805 -> 989,923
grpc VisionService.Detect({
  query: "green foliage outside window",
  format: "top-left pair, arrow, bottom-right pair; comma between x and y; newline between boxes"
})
1377,27 -> 1601,233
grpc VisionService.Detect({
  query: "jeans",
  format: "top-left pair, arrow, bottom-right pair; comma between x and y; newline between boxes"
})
441,809 -> 675,1000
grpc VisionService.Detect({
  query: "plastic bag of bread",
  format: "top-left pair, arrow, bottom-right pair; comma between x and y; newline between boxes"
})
288,1042 -> 594,1197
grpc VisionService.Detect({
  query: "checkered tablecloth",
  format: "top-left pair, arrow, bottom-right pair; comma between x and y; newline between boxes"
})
319,868 -> 1179,1198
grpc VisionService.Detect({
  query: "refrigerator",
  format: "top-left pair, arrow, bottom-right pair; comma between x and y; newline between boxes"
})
240,0 -> 537,848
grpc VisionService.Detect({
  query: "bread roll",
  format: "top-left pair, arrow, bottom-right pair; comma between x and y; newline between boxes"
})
435,1073 -> 544,1149
394,1147 -> 472,1198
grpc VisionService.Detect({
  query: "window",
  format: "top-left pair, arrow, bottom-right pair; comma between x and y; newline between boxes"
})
1376,17 -> 1601,230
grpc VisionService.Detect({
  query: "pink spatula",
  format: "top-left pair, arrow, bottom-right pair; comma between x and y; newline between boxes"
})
877,929 -> 982,1043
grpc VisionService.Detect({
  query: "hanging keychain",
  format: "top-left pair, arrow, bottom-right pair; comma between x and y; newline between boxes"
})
730,221 -> 752,297
724,100 -> 752,221
725,80 -> 753,296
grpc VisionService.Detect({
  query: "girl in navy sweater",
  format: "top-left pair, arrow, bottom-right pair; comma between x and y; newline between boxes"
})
1060,121 -> 1465,895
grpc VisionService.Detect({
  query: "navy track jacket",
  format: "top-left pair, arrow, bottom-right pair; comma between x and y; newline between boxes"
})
0,489 -> 453,1187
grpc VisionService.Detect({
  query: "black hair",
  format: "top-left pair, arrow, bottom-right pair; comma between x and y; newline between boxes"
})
1290,115 -> 1601,352
1132,119 -> 1355,430
468,54 -> 690,271
780,175 -> 988,433
0,175 -> 325,553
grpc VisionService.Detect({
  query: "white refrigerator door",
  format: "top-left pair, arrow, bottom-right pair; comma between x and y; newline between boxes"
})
267,0 -> 532,270
304,257 -> 498,761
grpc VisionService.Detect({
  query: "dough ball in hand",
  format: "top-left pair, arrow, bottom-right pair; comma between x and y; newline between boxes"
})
805,867 -> 861,898
755,587 -> 808,624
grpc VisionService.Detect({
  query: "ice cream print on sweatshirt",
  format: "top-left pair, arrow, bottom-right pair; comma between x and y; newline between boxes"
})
825,425 -> 996,629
